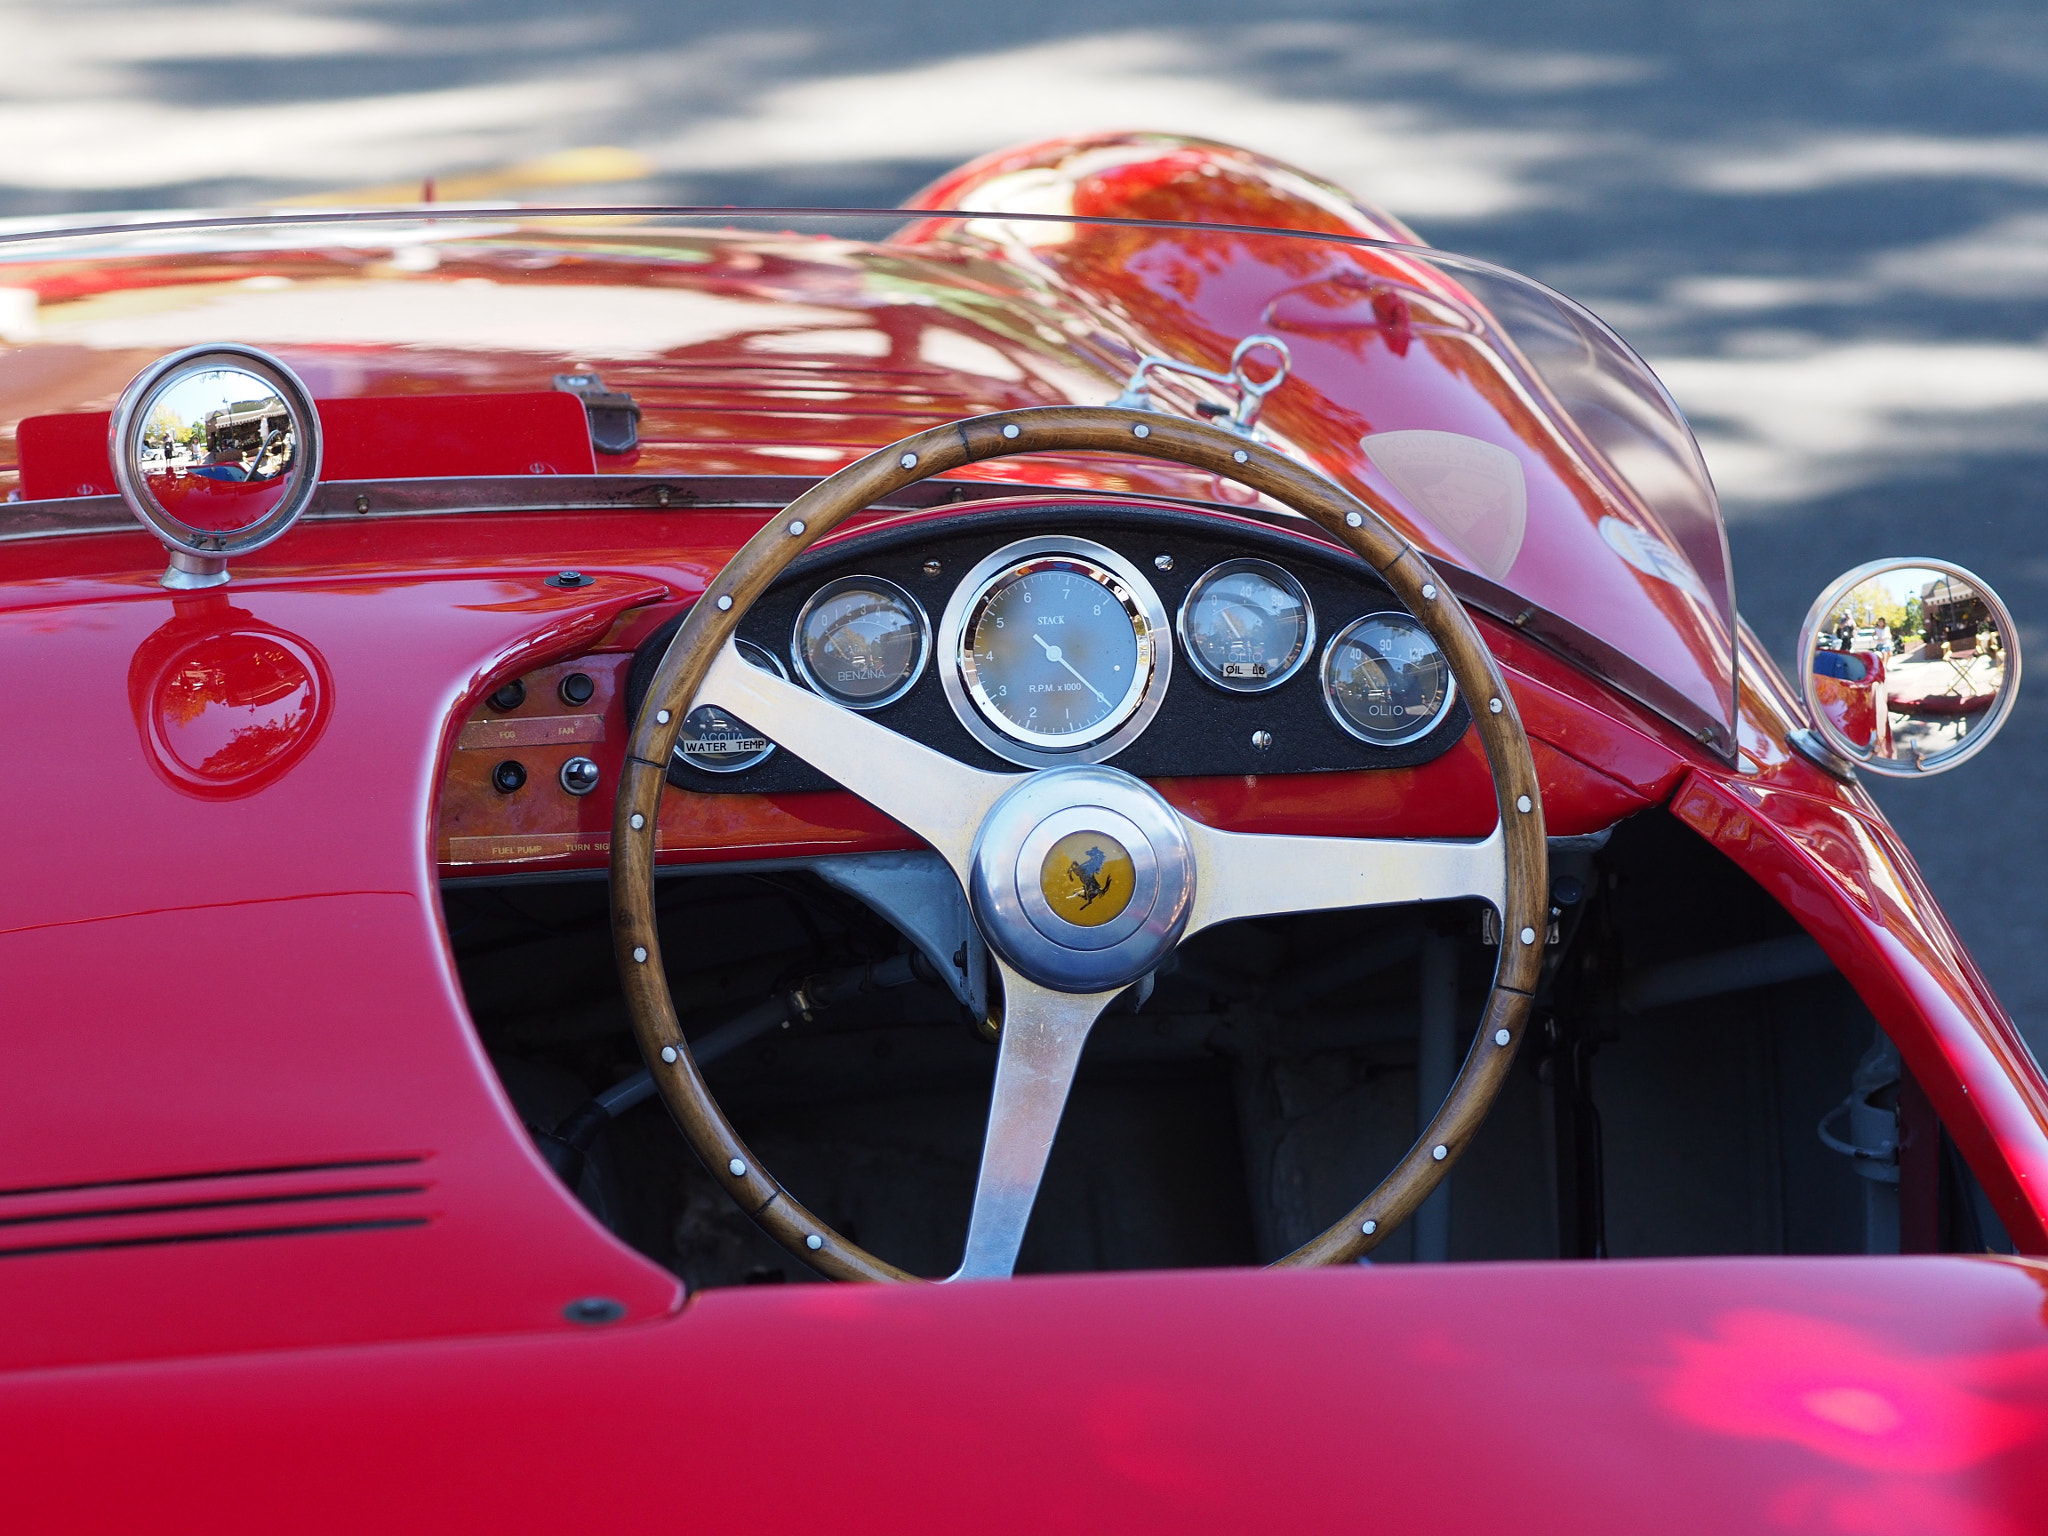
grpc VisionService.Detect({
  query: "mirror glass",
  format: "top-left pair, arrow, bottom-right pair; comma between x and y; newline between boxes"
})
1801,562 -> 2020,775
135,366 -> 299,534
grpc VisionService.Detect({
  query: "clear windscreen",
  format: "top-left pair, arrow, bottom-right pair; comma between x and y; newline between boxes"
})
0,207 -> 1733,753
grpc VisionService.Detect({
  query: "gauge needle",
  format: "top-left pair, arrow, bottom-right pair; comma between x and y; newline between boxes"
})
1034,632 -> 1111,706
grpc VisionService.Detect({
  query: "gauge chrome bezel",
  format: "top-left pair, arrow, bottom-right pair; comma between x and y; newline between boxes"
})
676,638 -> 785,773
1319,609 -> 1458,748
939,535 -> 1172,769
1175,557 -> 1317,695
790,573 -> 932,711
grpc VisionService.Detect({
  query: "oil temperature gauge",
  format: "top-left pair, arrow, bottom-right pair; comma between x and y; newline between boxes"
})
676,639 -> 784,773
793,575 -> 930,709
1177,559 -> 1315,693
1321,612 -> 1455,746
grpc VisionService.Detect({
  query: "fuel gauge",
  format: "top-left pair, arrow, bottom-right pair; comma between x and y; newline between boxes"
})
1176,559 -> 1314,693
793,575 -> 930,709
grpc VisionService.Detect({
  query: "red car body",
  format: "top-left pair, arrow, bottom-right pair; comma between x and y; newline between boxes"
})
1,135 -> 2044,1528
1812,647 -> 1894,756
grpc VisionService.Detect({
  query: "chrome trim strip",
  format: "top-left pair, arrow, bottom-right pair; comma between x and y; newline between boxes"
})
0,474 -> 1161,544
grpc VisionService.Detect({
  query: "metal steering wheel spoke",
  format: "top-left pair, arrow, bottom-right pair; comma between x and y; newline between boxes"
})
697,637 -> 1019,880
950,962 -> 1121,1281
1180,820 -> 1508,939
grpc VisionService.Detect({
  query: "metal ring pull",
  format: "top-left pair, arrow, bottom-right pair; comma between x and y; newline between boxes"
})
1108,332 -> 1293,438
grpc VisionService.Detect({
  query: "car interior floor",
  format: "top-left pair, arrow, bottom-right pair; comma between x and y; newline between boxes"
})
445,807 -> 2006,1288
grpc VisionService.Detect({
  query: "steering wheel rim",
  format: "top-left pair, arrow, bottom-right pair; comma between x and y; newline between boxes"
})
611,407 -> 1548,1280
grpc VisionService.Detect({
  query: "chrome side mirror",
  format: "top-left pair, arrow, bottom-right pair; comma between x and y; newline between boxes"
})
1793,559 -> 2020,778
110,345 -> 322,590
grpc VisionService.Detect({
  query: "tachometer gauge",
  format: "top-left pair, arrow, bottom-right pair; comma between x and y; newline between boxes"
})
1177,558 -> 1315,693
1321,612 -> 1455,746
793,575 -> 930,709
940,537 -> 1171,768
675,639 -> 784,773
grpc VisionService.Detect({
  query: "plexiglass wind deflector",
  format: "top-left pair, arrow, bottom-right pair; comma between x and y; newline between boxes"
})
0,206 -> 1734,756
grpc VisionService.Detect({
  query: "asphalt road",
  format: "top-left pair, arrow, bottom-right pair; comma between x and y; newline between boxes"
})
8,0 -> 2048,1057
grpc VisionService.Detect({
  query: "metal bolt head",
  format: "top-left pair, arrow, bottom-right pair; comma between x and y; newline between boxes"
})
1133,423 -> 1150,438
1488,697 -> 1502,714
630,813 -> 645,830
1154,553 -> 1174,572
655,709 -> 671,725
899,452 -> 918,469
1251,729 -> 1274,750
728,1157 -> 748,1177
806,1234 -> 823,1251
660,1045 -> 678,1063
1362,1219 -> 1377,1236
923,559 -> 942,577
1517,794 -> 1532,814
788,519 -> 805,536
1432,1144 -> 1448,1161
632,946 -> 648,963
1494,1028 -> 1512,1047
1233,448 -> 1249,463
715,594 -> 732,611
564,1297 -> 625,1325
1421,583 -> 1437,601
1345,511 -> 1363,528
1001,424 -> 1020,440
1520,927 -> 1537,946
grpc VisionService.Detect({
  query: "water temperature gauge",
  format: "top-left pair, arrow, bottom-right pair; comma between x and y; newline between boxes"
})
675,639 -> 785,773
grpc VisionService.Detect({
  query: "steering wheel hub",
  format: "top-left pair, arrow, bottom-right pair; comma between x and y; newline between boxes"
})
968,766 -> 1194,993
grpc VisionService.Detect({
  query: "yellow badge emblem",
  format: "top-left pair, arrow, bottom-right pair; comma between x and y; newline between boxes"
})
1039,831 -> 1137,927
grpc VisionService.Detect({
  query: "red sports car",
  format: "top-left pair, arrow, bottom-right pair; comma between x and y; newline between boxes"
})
1,134 -> 2043,1530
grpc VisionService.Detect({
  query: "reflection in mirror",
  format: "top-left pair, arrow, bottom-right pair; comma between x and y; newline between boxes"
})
1799,561 -> 2020,777
136,367 -> 297,533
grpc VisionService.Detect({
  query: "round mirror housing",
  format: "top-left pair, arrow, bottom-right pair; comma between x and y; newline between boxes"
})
109,345 -> 322,590
1795,559 -> 2020,778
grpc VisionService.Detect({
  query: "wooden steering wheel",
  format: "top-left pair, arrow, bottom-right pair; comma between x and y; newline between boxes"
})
610,408 -> 1548,1280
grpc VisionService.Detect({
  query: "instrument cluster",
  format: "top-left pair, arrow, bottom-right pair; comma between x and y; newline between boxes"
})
630,504 -> 1468,792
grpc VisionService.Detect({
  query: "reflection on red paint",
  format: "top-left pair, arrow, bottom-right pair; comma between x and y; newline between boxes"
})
141,464 -> 290,533
128,595 -> 332,798
1657,1309 -> 2047,1474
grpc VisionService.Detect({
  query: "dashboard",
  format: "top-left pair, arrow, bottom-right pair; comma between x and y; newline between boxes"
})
629,504 -> 1468,792
438,503 -> 1470,874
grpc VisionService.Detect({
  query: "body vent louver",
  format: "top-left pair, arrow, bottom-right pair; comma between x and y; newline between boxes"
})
0,1157 -> 433,1258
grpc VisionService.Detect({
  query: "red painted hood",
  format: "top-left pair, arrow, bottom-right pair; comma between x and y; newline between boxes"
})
4,1257 -> 2045,1532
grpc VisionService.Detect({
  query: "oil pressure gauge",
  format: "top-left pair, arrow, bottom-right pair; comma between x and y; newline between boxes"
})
1177,559 -> 1315,693
1321,612 -> 1455,746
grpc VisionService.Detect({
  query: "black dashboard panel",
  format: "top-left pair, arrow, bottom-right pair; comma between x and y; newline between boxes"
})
626,503 -> 1471,793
